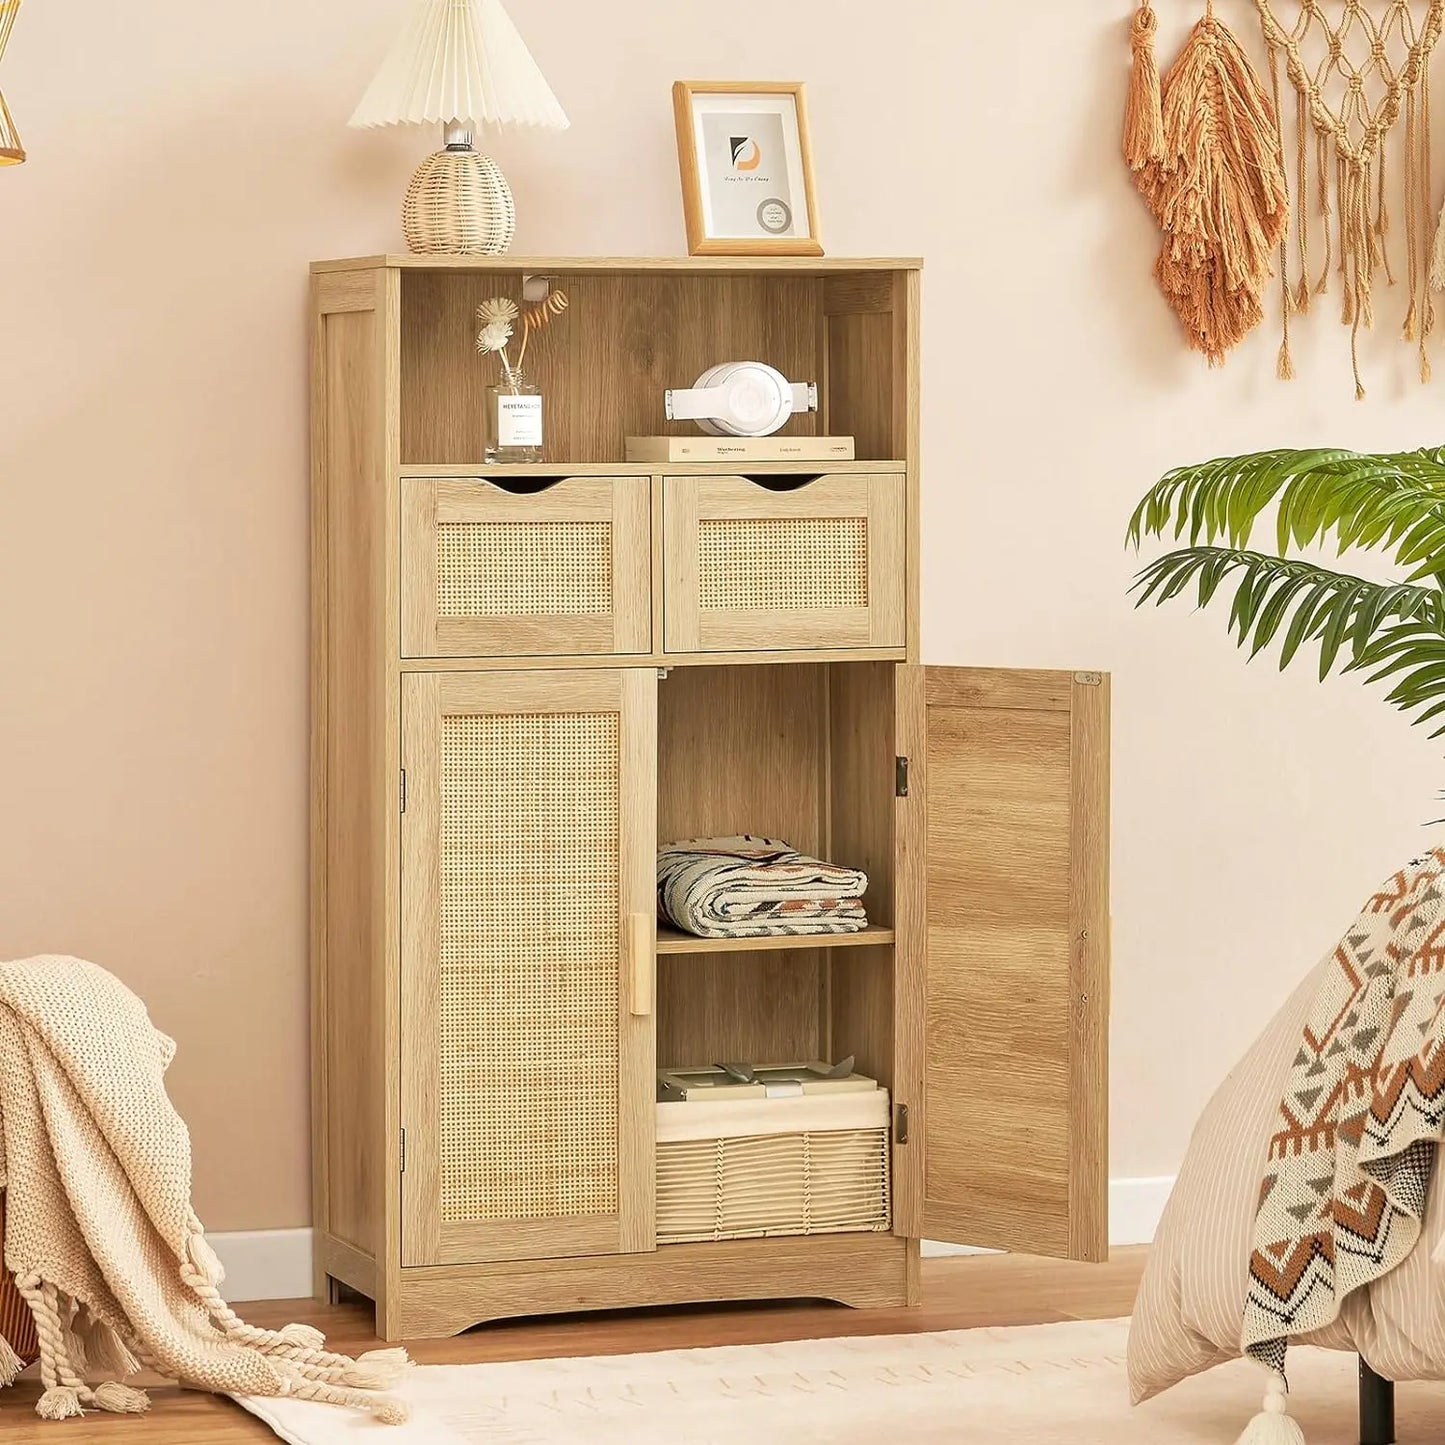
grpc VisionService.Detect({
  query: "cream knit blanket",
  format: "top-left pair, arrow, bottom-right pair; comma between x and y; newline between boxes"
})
0,955 -> 408,1423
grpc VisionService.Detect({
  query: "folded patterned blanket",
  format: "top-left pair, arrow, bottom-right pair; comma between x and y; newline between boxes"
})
657,836 -> 868,939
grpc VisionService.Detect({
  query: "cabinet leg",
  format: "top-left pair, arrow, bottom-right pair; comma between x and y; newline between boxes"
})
1360,1358 -> 1395,1445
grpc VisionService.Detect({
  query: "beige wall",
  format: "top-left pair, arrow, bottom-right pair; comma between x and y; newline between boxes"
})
1,0 -> 1441,1230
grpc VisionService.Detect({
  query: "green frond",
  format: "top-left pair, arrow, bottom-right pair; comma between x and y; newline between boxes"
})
1125,448 -> 1445,580
1131,548 -> 1445,730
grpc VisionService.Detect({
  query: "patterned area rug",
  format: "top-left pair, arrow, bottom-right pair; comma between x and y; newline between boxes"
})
235,1317 -> 1445,1444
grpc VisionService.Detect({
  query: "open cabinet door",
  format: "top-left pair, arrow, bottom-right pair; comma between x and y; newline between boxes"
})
893,667 -> 1109,1261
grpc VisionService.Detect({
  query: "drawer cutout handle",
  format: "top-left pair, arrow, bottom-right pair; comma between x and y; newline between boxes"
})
737,473 -> 825,492
625,913 -> 654,1017
460,475 -> 570,497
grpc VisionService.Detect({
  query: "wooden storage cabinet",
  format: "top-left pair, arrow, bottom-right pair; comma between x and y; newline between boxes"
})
662,472 -> 906,653
310,255 -> 1110,1342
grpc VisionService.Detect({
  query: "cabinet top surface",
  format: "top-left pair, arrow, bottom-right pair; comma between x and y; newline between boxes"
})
310,254 -> 924,275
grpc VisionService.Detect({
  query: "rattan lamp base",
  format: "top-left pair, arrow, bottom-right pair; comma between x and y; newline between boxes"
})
402,146 -> 517,256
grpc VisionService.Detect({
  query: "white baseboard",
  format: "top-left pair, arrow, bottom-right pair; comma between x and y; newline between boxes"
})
209,1228 -> 314,1304
211,1177 -> 1177,1302
921,1174 -> 1175,1258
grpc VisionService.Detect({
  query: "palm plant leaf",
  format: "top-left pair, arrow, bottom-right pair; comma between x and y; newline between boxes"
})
1129,446 -> 1445,748
1127,447 -> 1445,581
1130,547 -> 1445,731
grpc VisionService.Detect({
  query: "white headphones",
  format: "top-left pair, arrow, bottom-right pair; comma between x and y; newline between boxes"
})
665,361 -> 819,437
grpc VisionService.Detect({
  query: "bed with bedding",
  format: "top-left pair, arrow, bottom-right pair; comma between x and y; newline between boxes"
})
1129,849 -> 1445,1444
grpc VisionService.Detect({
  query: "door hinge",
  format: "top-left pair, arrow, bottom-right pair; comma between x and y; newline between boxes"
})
1074,671 -> 1103,686
399,768 -> 407,814
894,1102 -> 910,1144
399,1128 -> 406,1174
895,756 -> 910,798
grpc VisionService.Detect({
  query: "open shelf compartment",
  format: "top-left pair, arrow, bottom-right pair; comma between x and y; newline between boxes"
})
652,660 -> 899,1244
397,266 -> 917,467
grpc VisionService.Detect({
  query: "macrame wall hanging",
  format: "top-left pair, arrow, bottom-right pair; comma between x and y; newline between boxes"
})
1126,0 -> 1445,395
1258,0 -> 1444,394
1126,1 -> 1290,365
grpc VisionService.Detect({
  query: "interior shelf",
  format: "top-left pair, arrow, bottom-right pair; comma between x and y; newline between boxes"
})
656,924 -> 895,956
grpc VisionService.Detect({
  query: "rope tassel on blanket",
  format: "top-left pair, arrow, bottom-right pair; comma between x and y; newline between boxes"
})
1234,1372 -> 1305,1445
0,954 -> 412,1423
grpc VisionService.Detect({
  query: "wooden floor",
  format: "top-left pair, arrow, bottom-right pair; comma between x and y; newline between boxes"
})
1,1250 -> 1147,1442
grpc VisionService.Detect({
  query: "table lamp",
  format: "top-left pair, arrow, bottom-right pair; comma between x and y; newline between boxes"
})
0,0 -> 24,166
349,0 -> 569,255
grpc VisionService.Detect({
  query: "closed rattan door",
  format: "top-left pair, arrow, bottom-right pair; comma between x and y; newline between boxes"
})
663,473 -> 905,653
400,669 -> 657,1267
402,476 -> 651,657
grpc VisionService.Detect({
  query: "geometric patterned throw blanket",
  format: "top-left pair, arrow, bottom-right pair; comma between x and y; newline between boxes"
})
657,836 -> 868,939
1240,849 -> 1445,1438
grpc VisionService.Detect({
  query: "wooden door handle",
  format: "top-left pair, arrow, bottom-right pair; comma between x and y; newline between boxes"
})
625,913 -> 654,1017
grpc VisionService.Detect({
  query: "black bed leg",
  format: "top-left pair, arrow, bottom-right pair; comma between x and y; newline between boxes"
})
1360,1358 -> 1396,1445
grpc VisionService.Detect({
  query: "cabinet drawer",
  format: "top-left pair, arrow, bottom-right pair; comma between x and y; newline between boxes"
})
402,476 -> 651,658
663,473 -> 905,654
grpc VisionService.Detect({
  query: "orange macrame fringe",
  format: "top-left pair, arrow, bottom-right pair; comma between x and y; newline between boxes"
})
1124,1 -> 1167,174
1133,2 -> 1289,365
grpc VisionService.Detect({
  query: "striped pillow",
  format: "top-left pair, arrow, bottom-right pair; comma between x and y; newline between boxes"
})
0,1192 -> 38,1374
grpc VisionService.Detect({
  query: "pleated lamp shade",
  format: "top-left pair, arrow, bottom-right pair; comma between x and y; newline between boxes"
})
0,0 -> 24,166
350,0 -> 569,132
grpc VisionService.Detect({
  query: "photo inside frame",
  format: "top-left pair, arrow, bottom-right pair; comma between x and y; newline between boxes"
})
690,92 -> 811,239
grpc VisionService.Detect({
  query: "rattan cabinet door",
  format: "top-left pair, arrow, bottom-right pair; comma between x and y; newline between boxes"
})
402,476 -> 651,657
400,669 -> 657,1267
662,472 -> 906,653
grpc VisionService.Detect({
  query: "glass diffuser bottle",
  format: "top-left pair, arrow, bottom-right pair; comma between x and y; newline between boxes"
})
485,367 -> 543,463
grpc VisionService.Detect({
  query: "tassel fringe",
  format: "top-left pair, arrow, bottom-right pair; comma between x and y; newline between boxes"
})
276,1322 -> 326,1350
1234,1374 -> 1306,1444
93,1380 -> 150,1414
0,1333 -> 24,1388
76,1317 -> 141,1381
178,1250 -> 410,1424
185,1226 -> 225,1288
1124,2 -> 1166,173
343,1348 -> 413,1391
36,1385 -> 84,1420
1149,10 -> 1289,363
12,1242 -> 408,1425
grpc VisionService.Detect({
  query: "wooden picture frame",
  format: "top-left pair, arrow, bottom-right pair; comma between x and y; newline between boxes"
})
672,81 -> 823,257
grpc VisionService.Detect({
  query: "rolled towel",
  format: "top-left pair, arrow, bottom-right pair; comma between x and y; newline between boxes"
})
658,836 -> 868,939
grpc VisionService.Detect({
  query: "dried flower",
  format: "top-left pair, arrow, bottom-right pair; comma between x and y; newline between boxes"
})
476,297 -> 519,326
475,319 -> 514,355
514,288 -> 570,370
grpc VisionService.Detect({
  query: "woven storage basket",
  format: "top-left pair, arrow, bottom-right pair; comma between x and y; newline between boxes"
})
655,1090 -> 891,1245
0,1191 -> 39,1373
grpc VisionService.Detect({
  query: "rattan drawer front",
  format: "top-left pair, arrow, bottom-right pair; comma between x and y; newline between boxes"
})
400,671 -> 657,1268
403,476 -> 651,657
663,473 -> 905,653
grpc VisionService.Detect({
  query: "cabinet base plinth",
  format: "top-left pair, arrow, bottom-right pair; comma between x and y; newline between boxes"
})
387,1233 -> 919,1341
